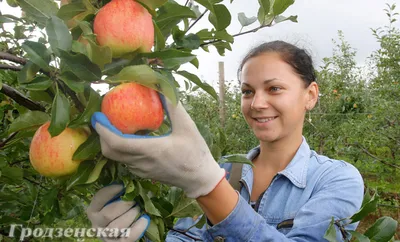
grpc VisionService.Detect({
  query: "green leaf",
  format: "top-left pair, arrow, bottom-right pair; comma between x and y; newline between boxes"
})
69,88 -> 101,127
106,65 -> 178,106
195,214 -> 207,228
17,0 -> 59,28
213,41 -> 232,56
347,231 -> 370,242
238,12 -> 257,27
20,76 -> 53,91
155,1 -> 197,37
66,160 -> 95,191
136,181 -> 161,216
144,219 -> 161,242
8,110 -> 50,134
46,15 -> 72,56
364,216 -> 398,242
21,41 -> 51,71
140,49 -> 196,69
257,0 -> 271,24
177,71 -> 218,101
172,27 -> 201,49
48,90 -> 70,137
83,37 -> 112,70
18,61 -> 40,83
59,49 -> 102,82
72,133 -> 101,161
153,20 -> 166,51
137,0 -> 167,11
208,4 -> 231,31
167,193 -> 202,218
273,0 -> 295,16
85,158 -> 107,184
0,166 -> 23,184
41,187 -> 59,213
59,71 -> 87,93
274,15 -> 297,23
323,217 -> 338,242
0,15 -> 16,24
218,154 -> 254,167
350,190 -> 379,223
57,2 -> 86,21
214,29 -> 234,43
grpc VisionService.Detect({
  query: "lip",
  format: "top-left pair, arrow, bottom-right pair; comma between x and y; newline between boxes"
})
252,116 -> 278,125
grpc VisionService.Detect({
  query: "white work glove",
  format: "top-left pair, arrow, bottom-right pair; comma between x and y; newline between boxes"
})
86,184 -> 150,242
90,96 -> 226,198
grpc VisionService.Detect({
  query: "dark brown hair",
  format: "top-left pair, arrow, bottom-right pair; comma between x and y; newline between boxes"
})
237,40 -> 316,87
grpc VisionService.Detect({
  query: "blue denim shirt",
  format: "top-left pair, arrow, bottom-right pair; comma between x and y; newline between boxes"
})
165,137 -> 364,241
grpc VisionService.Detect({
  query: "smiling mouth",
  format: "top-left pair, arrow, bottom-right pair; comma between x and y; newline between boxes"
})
253,116 -> 278,123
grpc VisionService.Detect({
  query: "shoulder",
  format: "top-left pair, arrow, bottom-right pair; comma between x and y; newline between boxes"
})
308,151 -> 364,191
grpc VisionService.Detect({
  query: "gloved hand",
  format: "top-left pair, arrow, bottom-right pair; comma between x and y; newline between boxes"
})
91,97 -> 226,198
86,184 -> 150,242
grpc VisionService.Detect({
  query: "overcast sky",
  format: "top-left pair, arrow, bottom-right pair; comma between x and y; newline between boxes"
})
1,0 -> 399,90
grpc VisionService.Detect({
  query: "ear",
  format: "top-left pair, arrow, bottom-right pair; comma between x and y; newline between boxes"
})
305,82 -> 319,110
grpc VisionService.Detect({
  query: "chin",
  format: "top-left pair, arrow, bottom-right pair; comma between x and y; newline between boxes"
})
254,131 -> 280,143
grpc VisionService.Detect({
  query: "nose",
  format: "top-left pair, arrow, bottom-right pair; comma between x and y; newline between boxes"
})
251,93 -> 269,110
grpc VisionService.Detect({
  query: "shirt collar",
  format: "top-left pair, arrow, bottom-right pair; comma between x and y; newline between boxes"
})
244,136 -> 311,189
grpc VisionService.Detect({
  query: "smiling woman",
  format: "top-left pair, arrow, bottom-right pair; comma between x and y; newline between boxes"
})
87,40 -> 365,241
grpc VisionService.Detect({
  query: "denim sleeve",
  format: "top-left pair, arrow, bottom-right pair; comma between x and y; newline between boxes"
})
200,162 -> 364,241
165,216 -> 207,241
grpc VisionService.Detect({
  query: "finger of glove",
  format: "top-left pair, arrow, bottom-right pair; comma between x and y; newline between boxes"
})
121,215 -> 151,242
95,122 -> 167,160
163,99 -> 198,136
107,206 -> 141,231
87,184 -> 125,214
102,214 -> 150,242
94,199 -> 136,228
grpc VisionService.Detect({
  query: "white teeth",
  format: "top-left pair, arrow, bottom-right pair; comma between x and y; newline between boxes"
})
256,117 -> 275,123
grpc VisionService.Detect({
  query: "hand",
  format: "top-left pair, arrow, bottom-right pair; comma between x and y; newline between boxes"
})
91,97 -> 226,198
86,184 -> 150,242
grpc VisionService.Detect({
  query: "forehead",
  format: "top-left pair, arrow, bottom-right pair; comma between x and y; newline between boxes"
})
240,52 -> 300,84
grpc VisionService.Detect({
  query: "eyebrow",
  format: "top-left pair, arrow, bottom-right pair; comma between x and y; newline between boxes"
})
241,78 -> 278,87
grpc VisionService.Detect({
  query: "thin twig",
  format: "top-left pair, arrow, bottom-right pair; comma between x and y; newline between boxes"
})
0,63 -> 22,71
0,132 -> 18,149
24,177 -> 48,191
352,142 -> 400,169
167,227 -> 202,241
0,84 -> 46,112
186,10 -> 208,33
199,24 -> 272,47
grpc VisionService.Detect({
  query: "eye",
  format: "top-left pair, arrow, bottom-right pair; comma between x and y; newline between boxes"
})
241,89 -> 253,96
270,86 -> 282,92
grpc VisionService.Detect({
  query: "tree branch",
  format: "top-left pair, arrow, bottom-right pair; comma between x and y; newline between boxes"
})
56,79 -> 85,112
0,51 -> 27,65
0,132 -> 18,149
352,142 -> 400,169
1,52 -> 85,112
0,63 -> 22,71
0,84 -> 46,112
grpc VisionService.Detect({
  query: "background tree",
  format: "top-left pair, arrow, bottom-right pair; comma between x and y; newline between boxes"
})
0,0 -> 398,241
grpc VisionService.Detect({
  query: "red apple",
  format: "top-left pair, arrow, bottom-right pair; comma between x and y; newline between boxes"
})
29,122 -> 89,177
101,82 -> 164,134
93,0 -> 154,58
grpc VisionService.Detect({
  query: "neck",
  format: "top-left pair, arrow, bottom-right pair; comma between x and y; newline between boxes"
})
255,133 -> 303,173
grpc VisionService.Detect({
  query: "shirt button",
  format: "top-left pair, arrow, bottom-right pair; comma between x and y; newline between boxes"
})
214,236 -> 225,242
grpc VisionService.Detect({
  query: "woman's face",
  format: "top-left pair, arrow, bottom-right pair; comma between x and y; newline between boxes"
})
240,52 -> 318,143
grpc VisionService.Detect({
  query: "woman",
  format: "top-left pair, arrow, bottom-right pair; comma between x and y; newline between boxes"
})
87,41 -> 364,241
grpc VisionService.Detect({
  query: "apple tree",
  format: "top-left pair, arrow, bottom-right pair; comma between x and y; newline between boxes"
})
0,0 -> 299,241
